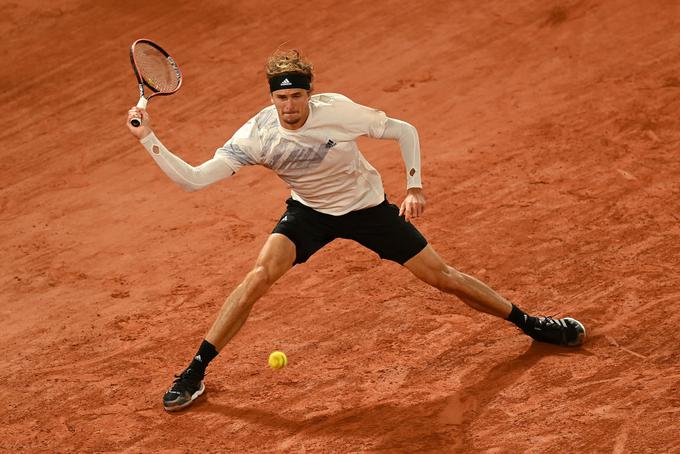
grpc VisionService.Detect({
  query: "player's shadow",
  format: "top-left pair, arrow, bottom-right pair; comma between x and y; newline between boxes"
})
192,342 -> 587,452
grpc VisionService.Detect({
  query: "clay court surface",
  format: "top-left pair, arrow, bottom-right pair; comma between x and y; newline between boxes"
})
2,0 -> 680,452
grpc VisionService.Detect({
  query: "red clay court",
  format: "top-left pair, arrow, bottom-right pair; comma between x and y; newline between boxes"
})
1,0 -> 679,452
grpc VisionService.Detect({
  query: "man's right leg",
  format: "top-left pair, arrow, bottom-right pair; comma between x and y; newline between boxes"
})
163,233 -> 296,411
205,233 -> 296,350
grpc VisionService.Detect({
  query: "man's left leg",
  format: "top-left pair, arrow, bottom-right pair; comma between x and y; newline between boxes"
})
404,245 -> 586,346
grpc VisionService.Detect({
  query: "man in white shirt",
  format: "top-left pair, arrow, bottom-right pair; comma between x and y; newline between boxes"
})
127,50 -> 586,412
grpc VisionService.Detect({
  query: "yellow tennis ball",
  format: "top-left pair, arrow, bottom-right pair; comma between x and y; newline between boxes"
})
268,351 -> 287,369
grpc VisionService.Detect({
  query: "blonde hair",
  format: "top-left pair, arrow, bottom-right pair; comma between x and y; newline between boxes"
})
265,49 -> 314,84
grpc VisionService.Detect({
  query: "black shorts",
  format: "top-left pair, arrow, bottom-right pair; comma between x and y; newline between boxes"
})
272,197 -> 428,265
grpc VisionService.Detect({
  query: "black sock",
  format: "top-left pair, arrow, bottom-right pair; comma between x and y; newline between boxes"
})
507,304 -> 533,331
187,340 -> 218,378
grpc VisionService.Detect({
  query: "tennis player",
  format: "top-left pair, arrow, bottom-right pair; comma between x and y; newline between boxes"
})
127,50 -> 586,412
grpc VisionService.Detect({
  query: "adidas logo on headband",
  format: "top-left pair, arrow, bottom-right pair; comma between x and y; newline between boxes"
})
269,73 -> 311,92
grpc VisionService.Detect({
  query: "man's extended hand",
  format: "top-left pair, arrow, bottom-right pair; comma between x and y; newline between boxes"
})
126,106 -> 152,140
399,187 -> 425,222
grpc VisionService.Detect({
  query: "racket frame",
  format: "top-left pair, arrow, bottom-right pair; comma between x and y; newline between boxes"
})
129,38 -> 182,126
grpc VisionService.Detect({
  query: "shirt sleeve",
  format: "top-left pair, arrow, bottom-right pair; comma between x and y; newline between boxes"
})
327,94 -> 388,139
379,117 -> 422,189
140,132 -> 235,192
214,117 -> 262,173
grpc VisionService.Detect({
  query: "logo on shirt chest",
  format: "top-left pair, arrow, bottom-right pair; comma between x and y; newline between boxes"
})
325,139 -> 337,149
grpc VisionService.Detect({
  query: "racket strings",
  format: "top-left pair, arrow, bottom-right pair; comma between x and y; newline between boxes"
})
133,44 -> 181,93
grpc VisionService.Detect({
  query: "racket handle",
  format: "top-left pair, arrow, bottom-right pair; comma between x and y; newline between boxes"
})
130,96 -> 148,127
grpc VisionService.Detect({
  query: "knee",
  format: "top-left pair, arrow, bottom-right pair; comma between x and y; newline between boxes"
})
245,265 -> 272,292
432,265 -> 465,293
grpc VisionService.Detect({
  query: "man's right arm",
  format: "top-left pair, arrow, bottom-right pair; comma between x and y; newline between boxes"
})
127,106 -> 235,192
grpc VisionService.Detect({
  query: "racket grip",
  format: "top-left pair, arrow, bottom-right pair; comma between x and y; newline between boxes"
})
130,96 -> 148,127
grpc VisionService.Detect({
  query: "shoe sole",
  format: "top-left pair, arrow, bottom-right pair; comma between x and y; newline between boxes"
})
164,382 -> 205,412
564,317 -> 587,346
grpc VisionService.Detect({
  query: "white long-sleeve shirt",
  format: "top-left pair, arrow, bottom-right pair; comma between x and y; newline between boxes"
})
140,93 -> 421,215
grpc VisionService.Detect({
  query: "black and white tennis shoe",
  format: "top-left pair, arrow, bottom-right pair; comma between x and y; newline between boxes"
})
163,367 -> 205,412
524,316 -> 587,346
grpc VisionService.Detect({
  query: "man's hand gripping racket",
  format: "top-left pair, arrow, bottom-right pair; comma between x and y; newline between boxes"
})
127,39 -> 182,135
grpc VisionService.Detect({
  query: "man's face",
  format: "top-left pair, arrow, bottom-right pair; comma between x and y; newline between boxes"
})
271,88 -> 311,130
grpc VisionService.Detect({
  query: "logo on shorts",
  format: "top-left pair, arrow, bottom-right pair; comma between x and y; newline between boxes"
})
325,139 -> 337,149
281,215 -> 288,222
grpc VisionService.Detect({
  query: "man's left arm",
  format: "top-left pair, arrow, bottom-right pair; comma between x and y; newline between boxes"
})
377,118 -> 425,222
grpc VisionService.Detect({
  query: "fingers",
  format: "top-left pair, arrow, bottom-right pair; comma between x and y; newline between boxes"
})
126,107 -> 152,139
402,201 -> 415,222
401,198 -> 426,222
127,107 -> 145,124
404,202 -> 413,222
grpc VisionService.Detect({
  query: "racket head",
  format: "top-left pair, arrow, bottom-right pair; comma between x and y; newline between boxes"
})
130,39 -> 182,101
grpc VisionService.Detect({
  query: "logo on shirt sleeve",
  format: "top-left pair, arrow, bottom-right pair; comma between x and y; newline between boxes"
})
325,139 -> 337,149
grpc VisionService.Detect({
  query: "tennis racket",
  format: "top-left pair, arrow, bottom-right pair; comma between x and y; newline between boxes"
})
129,39 -> 182,127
